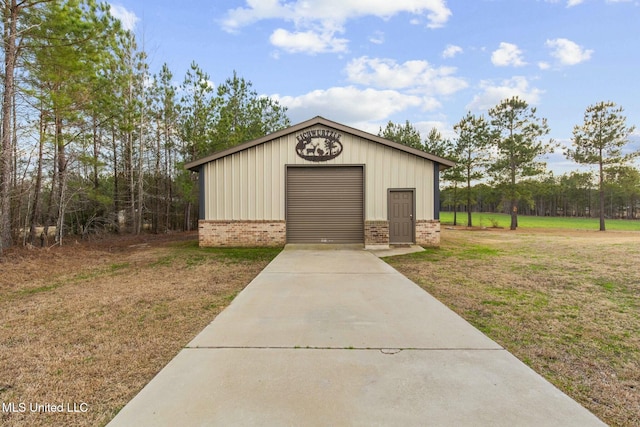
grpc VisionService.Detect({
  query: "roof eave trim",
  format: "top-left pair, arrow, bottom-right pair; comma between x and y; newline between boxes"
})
184,116 -> 456,171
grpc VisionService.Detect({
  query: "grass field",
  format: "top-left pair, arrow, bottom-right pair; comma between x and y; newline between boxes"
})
1,229 -> 638,426
440,211 -> 640,231
0,234 -> 279,427
386,228 -> 640,426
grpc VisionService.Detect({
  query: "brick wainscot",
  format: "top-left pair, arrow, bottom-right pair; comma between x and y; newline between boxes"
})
416,220 -> 440,246
199,220 -> 286,247
364,220 -> 389,248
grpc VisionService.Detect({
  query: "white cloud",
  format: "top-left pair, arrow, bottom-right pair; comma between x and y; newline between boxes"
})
466,76 -> 544,111
109,4 -> 139,31
442,44 -> 463,58
538,61 -> 551,70
222,0 -> 451,54
345,56 -> 468,95
223,0 -> 451,30
546,38 -> 593,65
491,42 -> 526,67
270,28 -> 348,54
369,31 -> 385,45
544,0 -> 584,6
273,56 -> 466,127
273,86 -> 426,124
547,0 -> 633,7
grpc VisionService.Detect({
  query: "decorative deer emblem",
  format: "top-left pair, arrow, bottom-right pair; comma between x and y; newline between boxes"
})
295,129 -> 343,162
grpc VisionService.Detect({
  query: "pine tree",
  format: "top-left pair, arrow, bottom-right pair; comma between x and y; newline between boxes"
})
213,70 -> 290,150
0,0 -> 51,251
566,101 -> 637,231
488,96 -> 552,230
378,120 -> 423,151
453,112 -> 490,227
24,0 -> 128,243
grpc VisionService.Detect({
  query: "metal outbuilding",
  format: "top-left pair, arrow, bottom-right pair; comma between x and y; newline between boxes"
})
185,116 -> 454,248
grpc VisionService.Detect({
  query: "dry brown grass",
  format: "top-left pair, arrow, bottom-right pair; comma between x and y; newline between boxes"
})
386,228 -> 640,427
0,233 -> 279,427
2,229 -> 638,426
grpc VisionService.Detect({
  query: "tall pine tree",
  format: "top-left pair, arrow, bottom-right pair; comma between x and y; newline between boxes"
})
453,112 -> 490,227
488,96 -> 552,230
566,101 -> 637,230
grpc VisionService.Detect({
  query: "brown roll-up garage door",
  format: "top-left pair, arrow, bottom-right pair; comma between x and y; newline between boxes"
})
286,166 -> 364,243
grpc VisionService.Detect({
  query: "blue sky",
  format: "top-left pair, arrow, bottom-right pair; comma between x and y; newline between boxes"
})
110,0 -> 640,174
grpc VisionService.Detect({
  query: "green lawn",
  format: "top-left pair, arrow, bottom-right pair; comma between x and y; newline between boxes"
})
385,228 -> 640,426
440,211 -> 640,231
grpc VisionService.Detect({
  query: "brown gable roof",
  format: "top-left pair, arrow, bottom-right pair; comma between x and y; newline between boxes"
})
184,116 -> 456,171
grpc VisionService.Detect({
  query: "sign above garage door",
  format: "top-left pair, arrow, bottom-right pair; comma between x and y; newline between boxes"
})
295,127 -> 343,162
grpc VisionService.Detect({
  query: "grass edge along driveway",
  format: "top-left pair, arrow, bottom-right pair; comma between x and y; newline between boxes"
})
0,239 -> 281,427
386,227 -> 639,427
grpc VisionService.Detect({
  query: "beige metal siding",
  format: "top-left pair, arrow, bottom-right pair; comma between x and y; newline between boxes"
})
201,127 -> 435,221
286,166 -> 364,243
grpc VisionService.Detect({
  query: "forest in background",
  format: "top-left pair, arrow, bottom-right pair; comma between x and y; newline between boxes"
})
379,98 -> 638,230
1,1 -> 638,254
0,0 -> 290,253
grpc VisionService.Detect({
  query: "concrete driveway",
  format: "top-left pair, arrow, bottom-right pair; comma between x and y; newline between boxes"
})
108,247 -> 605,426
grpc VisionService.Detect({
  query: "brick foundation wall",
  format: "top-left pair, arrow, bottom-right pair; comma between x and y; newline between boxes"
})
198,219 -> 439,247
199,220 -> 286,247
364,220 -> 389,246
415,220 -> 440,246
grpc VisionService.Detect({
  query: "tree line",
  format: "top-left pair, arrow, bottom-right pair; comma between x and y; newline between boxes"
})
0,0 -> 290,253
379,98 -> 638,231
1,2 -> 638,254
